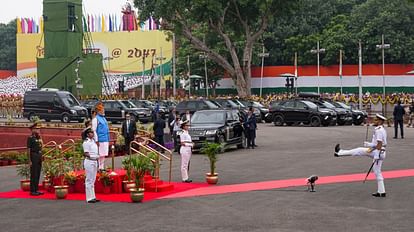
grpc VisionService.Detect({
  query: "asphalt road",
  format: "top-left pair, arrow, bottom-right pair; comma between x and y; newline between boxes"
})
1,123 -> 413,232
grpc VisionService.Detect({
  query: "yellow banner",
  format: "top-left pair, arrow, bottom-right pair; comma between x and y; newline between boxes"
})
17,30 -> 172,77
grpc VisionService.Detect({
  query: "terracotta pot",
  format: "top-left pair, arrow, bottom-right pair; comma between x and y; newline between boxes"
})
205,173 -> 219,185
42,180 -> 51,191
129,188 -> 145,203
20,179 -> 30,191
54,185 -> 69,199
122,180 -> 136,193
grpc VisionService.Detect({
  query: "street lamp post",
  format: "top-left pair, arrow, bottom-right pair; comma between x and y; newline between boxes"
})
376,34 -> 390,114
310,41 -> 325,95
258,44 -> 269,98
199,53 -> 209,98
155,47 -> 166,99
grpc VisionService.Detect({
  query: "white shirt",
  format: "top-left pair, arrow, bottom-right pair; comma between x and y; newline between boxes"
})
83,138 -> 99,159
180,130 -> 192,147
372,125 -> 387,149
91,117 -> 98,141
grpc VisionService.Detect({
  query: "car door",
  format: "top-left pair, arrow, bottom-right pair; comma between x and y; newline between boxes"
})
280,100 -> 295,122
294,101 -> 311,122
103,102 -> 115,121
51,95 -> 65,120
225,111 -> 236,142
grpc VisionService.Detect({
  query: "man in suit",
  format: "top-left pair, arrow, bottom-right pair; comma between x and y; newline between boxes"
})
153,113 -> 166,150
121,113 -> 137,154
168,108 -> 176,137
244,108 -> 257,149
393,100 -> 405,139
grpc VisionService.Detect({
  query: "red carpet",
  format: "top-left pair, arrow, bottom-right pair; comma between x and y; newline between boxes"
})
2,169 -> 414,202
160,169 -> 414,199
0,182 -> 209,203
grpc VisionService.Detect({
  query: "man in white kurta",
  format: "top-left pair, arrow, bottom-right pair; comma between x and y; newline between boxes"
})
83,129 -> 100,203
92,102 -> 110,170
334,114 -> 388,197
179,121 -> 193,183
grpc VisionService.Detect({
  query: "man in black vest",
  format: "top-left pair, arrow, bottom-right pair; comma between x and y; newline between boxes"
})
393,100 -> 405,139
121,113 -> 137,154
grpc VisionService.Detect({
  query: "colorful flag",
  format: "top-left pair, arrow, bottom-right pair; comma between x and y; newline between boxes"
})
16,18 -> 22,34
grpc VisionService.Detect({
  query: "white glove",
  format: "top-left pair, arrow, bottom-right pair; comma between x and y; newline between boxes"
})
363,141 -> 374,147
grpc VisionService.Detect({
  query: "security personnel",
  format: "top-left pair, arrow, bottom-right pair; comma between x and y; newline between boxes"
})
27,123 -> 44,196
179,120 -> 193,183
82,128 -> 100,203
334,114 -> 388,197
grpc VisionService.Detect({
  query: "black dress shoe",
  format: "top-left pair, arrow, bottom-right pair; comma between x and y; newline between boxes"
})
183,179 -> 193,183
253,145 -> 258,147
93,199 -> 101,202
393,137 -> 397,139
36,191 -> 44,195
87,199 -> 97,203
372,192 -> 386,197
334,144 -> 340,157
30,192 -> 40,196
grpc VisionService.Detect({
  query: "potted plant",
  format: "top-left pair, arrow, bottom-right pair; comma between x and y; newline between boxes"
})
121,156 -> 135,193
16,154 -> 30,191
200,142 -> 221,185
129,155 -> 154,203
98,171 -> 114,194
51,153 -> 71,199
64,171 -> 77,193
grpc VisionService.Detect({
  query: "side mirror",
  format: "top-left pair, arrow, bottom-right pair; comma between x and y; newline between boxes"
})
304,106 -> 309,110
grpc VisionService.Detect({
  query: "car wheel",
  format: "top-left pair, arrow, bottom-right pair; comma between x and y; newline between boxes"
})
237,133 -> 247,149
286,122 -> 293,126
61,114 -> 70,123
273,115 -> 284,126
310,116 -> 321,127
217,134 -> 226,153
337,120 -> 345,126
28,113 -> 36,122
353,119 -> 363,126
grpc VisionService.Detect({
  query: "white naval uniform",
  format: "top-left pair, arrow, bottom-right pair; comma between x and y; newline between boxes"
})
337,125 -> 387,193
83,138 -> 99,202
179,130 -> 193,181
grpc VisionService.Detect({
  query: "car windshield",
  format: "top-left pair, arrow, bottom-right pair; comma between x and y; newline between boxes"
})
121,100 -> 137,108
191,111 -> 225,124
334,102 -> 351,109
322,101 -> 336,109
303,101 -> 318,109
61,94 -> 80,107
232,99 -> 246,108
204,100 -> 220,109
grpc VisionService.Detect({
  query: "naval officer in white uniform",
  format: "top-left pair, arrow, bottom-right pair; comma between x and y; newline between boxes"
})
334,113 -> 388,197
83,128 -> 101,203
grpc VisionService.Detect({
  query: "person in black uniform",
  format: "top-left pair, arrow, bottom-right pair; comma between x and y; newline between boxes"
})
27,123 -> 43,196
121,112 -> 137,154
393,100 -> 405,139
153,113 -> 166,150
244,108 -> 257,149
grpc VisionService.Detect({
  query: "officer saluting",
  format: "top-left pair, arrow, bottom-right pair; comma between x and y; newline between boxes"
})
83,128 -> 100,203
334,114 -> 388,197
27,123 -> 44,196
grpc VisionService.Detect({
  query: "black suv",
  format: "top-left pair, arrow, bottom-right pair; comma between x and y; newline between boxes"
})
309,100 -> 353,126
23,89 -> 88,123
331,101 -> 367,125
230,99 -> 262,122
175,100 -> 220,115
131,100 -> 168,119
102,100 -> 152,123
178,109 -> 245,151
270,99 -> 336,127
238,100 -> 270,123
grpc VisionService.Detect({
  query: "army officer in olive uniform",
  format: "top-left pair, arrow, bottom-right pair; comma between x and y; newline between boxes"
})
27,123 -> 44,196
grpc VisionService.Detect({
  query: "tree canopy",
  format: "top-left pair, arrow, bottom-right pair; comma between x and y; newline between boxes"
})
0,20 -> 16,70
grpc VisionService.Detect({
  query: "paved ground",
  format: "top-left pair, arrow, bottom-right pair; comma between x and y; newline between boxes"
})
1,123 -> 414,232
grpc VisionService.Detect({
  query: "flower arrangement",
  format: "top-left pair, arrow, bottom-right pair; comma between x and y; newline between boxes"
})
64,171 -> 77,185
98,171 -> 114,187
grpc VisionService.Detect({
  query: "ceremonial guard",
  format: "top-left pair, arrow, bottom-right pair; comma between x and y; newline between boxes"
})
82,128 -> 100,203
27,123 -> 43,196
179,120 -> 193,183
334,114 -> 388,197
92,102 -> 110,170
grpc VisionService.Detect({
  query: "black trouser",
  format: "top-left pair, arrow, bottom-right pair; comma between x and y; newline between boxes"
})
394,119 -> 404,138
246,129 -> 256,148
125,136 -> 133,154
155,135 -> 165,148
30,152 -> 42,193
